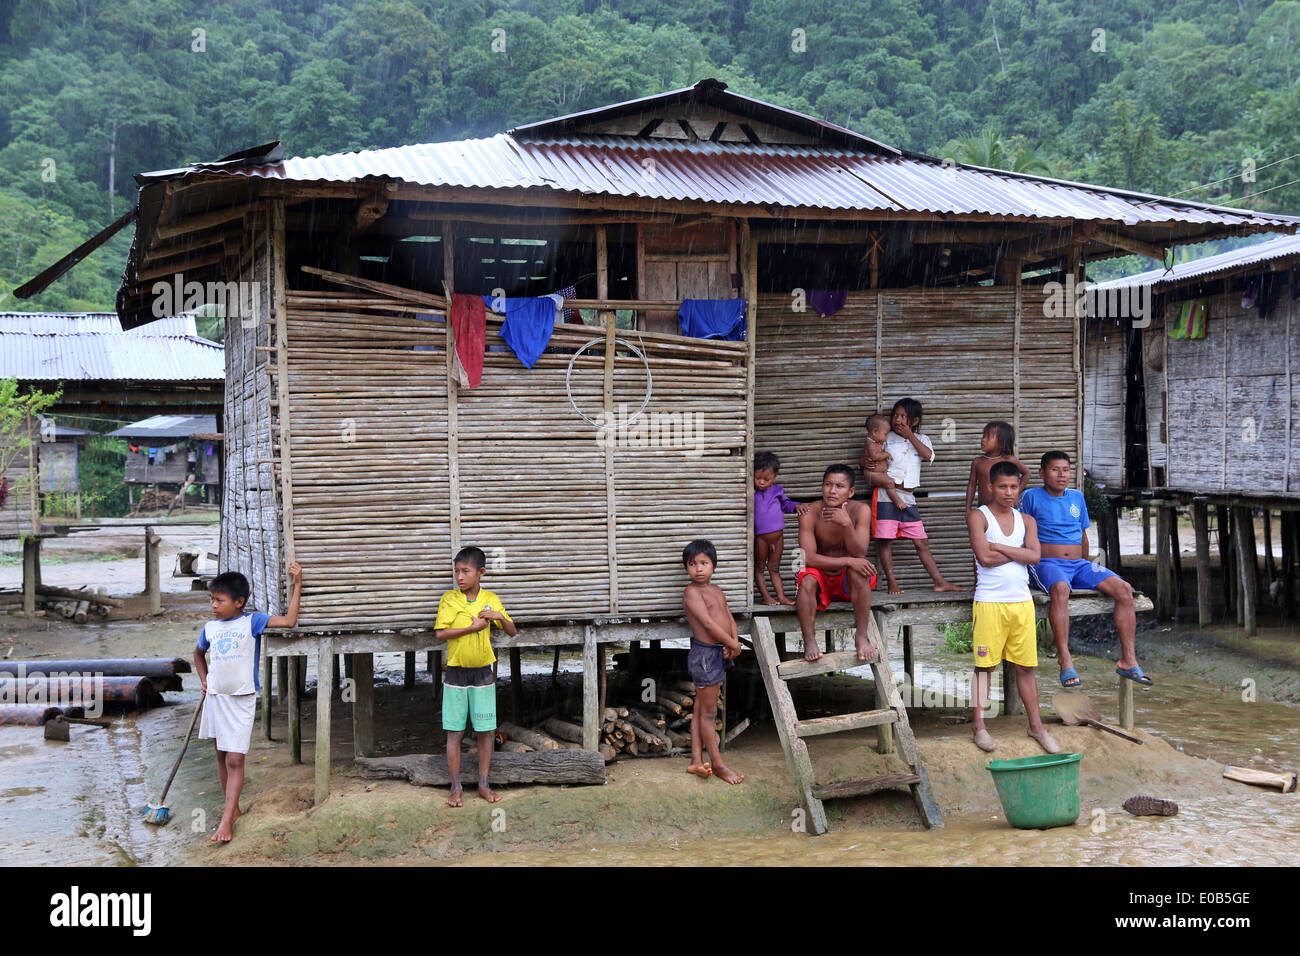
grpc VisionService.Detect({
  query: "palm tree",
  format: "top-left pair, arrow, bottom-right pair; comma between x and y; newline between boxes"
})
947,126 -> 1054,175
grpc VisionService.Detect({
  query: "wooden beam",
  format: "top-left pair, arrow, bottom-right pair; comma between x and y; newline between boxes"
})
135,249 -> 225,283
21,537 -> 39,616
1156,503 -> 1173,620
288,654 -> 302,764
1191,501 -> 1212,625
1234,506 -> 1258,636
597,224 -> 617,615
443,221 -> 461,559
582,625 -> 599,751
155,202 -> 258,241
353,652 -> 374,758
270,201 -> 297,579
741,219 -> 758,610
314,643 -> 334,805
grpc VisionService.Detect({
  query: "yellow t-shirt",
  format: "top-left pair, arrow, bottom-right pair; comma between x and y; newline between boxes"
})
434,587 -> 512,668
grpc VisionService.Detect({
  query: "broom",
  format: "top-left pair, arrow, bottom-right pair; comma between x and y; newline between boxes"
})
140,693 -> 204,826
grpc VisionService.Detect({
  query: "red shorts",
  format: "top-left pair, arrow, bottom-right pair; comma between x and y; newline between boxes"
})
796,566 -> 877,611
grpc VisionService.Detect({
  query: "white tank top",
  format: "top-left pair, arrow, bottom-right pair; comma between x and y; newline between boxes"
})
974,506 -> 1031,603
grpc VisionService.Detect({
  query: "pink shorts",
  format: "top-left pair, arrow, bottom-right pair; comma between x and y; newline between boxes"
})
874,498 -> 928,540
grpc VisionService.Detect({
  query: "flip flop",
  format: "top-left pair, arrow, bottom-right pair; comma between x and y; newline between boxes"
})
1116,665 -> 1154,686
1059,666 -> 1081,688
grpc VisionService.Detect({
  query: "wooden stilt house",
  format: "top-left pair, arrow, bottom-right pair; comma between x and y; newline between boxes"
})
23,79 -> 1297,800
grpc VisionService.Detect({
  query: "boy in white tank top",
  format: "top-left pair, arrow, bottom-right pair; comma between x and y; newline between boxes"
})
965,461 -> 1059,754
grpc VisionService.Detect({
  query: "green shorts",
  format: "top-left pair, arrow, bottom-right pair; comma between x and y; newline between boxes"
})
442,666 -> 496,733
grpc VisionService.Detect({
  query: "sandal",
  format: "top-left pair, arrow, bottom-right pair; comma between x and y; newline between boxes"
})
1059,666 -> 1081,688
1115,665 -> 1153,686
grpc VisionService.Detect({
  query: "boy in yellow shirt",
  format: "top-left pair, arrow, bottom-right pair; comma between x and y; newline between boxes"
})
434,546 -> 517,807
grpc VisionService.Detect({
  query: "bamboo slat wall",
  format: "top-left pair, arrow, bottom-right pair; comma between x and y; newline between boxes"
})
1083,317 -> 1127,489
755,288 -> 1080,591
1160,292 -> 1298,493
218,231 -> 284,615
268,292 -> 749,628
0,420 -> 37,539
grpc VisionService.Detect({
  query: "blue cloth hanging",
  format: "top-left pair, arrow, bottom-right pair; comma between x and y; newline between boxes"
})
485,296 -> 559,369
678,299 -> 746,341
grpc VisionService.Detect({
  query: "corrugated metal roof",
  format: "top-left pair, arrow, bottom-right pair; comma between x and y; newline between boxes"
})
1,312 -> 223,382
1094,233 -> 1300,291
107,414 -> 216,439
151,133 -> 1300,230
0,313 -> 198,336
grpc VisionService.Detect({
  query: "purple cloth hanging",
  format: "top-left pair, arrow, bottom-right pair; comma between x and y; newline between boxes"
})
809,289 -> 848,317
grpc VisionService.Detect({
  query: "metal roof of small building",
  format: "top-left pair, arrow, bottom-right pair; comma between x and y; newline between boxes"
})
143,132 -> 1300,231
1094,233 -> 1300,292
0,312 -> 224,382
107,414 -> 217,440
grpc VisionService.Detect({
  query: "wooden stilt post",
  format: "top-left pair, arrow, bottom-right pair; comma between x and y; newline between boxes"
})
509,647 -> 523,721
344,653 -> 355,681
314,643 -> 334,805
260,648 -> 272,740
549,646 -> 560,701
582,626 -> 599,751
296,654 -> 306,698
1168,505 -> 1184,619
276,655 -> 288,700
902,624 -> 914,685
1283,512 -> 1296,622
404,651 -> 415,690
1118,675 -> 1135,731
1155,503 -> 1173,620
1264,510 -> 1277,592
426,650 -> 434,674
1218,505 -> 1237,620
1142,505 -> 1151,554
1234,506 -> 1258,636
353,652 -> 374,758
145,525 -> 161,614
1003,660 -> 1024,716
1191,501 -> 1212,626
21,537 -> 38,616
288,654 -> 302,764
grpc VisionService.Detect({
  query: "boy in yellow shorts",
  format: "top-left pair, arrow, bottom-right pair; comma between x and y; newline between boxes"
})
965,461 -> 1058,754
434,546 -> 517,806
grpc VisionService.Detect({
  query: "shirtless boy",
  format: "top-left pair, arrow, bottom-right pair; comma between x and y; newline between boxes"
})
965,420 -> 1030,511
859,414 -> 907,510
794,464 -> 879,663
681,539 -> 744,784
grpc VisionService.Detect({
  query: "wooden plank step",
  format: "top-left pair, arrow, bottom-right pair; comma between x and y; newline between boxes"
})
794,708 -> 897,738
812,773 -> 922,801
777,649 -> 872,681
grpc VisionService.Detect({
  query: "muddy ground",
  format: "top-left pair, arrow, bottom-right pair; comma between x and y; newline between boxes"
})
1,519 -> 1296,866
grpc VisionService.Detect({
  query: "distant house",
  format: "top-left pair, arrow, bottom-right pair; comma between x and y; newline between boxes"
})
0,312 -> 224,537
107,414 -> 220,507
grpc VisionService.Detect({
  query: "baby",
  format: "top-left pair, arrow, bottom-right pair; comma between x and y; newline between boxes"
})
859,414 -> 907,510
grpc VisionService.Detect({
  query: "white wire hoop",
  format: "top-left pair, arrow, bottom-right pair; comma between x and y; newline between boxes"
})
566,334 -> 653,431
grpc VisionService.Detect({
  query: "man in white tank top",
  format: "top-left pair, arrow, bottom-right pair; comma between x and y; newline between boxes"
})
965,462 -> 1059,754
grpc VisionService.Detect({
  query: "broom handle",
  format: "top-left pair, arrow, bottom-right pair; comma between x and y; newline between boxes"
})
155,694 -> 204,805
1085,717 -> 1143,744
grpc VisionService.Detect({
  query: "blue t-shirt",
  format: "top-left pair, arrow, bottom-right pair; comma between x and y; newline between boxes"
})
198,612 -> 270,692
1019,487 -> 1089,545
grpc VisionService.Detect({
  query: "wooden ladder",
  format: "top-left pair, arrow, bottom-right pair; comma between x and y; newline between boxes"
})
752,614 -> 943,834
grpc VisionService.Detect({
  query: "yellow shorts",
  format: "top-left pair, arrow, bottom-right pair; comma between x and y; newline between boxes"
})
972,600 -> 1037,668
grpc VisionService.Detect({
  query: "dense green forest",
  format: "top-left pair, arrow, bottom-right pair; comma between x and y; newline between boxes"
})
1,0 -> 1297,311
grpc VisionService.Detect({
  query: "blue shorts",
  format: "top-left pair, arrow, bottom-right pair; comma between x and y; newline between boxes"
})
687,639 -> 734,689
1029,557 -> 1115,593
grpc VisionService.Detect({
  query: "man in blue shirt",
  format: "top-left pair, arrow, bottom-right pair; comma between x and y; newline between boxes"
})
1019,451 -> 1151,689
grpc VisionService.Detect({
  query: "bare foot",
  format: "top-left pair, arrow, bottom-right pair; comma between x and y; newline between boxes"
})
762,596 -> 779,606
933,581 -> 963,592
854,632 -> 879,663
887,580 -> 903,595
447,787 -> 463,808
712,763 -> 744,784
210,818 -> 234,843
687,763 -> 713,779
1028,728 -> 1061,754
478,781 -> 501,803
777,594 -> 795,606
803,641 -> 824,662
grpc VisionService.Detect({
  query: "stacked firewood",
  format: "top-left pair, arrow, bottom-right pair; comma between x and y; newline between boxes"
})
491,680 -> 722,764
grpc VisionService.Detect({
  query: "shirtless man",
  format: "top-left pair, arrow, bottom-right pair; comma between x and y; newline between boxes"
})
794,464 -> 879,663
681,539 -> 745,784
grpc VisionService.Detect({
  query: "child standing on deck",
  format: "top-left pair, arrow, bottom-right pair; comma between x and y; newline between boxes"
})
435,546 -> 517,807
875,398 -> 962,594
753,451 -> 802,605
194,563 -> 302,843
966,462 -> 1058,754
681,540 -> 744,784
965,420 -> 1030,511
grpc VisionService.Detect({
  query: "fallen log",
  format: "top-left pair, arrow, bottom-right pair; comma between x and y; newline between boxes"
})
34,586 -> 124,608
659,689 -> 693,711
498,721 -> 559,751
74,600 -> 90,624
356,749 -> 606,786
540,717 -> 584,743
1223,766 -> 1298,792
0,658 -> 191,678
598,743 -> 617,764
499,740 -> 533,754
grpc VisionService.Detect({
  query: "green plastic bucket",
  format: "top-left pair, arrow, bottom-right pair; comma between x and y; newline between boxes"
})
986,752 -> 1083,829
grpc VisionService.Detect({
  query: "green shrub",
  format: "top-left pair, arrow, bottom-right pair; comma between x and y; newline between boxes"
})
940,621 -> 974,654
